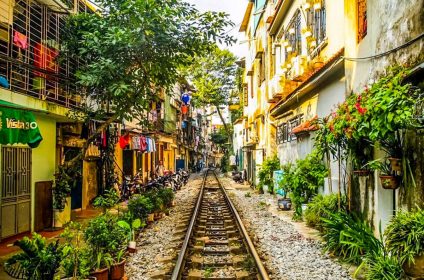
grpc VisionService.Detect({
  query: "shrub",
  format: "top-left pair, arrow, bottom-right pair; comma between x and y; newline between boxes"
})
287,151 -> 328,219
363,252 -> 403,280
385,209 -> 424,265
304,194 -> 345,231
128,194 -> 154,219
83,214 -> 127,258
257,155 -> 280,194
321,211 -> 383,265
5,233 -> 62,280
158,188 -> 175,207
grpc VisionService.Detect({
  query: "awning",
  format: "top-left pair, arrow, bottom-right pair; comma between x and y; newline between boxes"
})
0,100 -> 43,148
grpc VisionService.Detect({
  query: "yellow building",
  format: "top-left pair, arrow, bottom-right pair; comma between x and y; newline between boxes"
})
0,0 -> 97,239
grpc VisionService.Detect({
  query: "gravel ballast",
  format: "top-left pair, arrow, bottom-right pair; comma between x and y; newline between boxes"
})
125,174 -> 203,279
223,178 -> 352,280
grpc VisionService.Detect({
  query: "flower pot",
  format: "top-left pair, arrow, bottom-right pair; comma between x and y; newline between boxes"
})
263,185 -> 269,194
388,157 -> 402,172
353,170 -> 370,176
62,277 -> 96,280
54,196 -> 71,228
171,200 -> 176,207
379,175 -> 400,189
301,203 -> 308,212
110,259 -> 126,280
90,267 -> 108,280
277,198 -> 292,211
403,254 -> 424,278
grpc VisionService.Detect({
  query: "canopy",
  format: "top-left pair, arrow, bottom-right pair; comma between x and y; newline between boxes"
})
0,100 -> 43,148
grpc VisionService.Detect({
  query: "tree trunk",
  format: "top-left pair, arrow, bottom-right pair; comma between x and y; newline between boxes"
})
216,106 -> 232,148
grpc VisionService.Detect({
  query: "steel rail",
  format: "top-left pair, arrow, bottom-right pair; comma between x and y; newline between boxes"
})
170,169 -> 208,280
214,171 -> 271,280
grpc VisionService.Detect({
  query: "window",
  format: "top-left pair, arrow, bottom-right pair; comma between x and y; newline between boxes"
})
259,52 -> 265,82
357,0 -> 367,42
277,115 -> 303,144
285,11 -> 302,56
306,1 -> 326,48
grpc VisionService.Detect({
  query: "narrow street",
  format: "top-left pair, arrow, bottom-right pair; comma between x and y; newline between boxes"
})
0,0 -> 423,279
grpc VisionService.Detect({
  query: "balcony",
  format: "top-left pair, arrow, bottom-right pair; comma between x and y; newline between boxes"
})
0,0 -> 93,109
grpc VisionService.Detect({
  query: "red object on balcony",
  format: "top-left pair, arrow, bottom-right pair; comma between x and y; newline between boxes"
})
181,105 -> 189,115
33,43 -> 59,77
13,31 -> 28,49
292,116 -> 318,134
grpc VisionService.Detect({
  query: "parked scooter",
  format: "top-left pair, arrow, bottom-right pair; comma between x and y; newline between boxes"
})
232,170 -> 244,184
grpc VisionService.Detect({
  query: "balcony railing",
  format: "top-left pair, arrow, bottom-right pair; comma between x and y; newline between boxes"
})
0,0 -> 92,109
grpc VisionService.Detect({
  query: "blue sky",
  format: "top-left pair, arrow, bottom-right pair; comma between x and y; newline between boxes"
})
185,0 -> 248,58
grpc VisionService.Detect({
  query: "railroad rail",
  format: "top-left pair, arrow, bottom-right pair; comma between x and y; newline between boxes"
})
171,169 -> 270,280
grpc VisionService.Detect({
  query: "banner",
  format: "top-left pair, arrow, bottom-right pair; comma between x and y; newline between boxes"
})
0,100 -> 43,148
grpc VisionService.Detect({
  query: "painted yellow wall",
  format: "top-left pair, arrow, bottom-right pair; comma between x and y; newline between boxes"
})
30,113 -> 56,231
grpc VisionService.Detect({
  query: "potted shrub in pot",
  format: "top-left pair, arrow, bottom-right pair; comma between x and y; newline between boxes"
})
90,252 -> 112,280
83,214 -> 127,279
385,209 -> 424,278
128,194 -> 154,223
110,249 -> 126,280
365,159 -> 400,189
117,213 -> 144,253
93,188 -> 120,214
53,165 -> 74,228
60,222 -> 93,280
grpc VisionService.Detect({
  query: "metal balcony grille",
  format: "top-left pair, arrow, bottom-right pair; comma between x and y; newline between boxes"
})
0,0 -> 91,109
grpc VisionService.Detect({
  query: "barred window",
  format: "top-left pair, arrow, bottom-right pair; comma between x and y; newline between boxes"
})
306,1 -> 326,48
285,10 -> 302,56
357,0 -> 367,42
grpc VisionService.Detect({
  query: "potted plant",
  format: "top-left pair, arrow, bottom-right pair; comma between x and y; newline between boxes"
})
60,222 -> 93,280
385,209 -> 424,278
90,252 -> 112,280
93,188 -> 120,214
117,213 -> 144,253
128,194 -> 154,222
5,233 -> 62,280
83,214 -> 127,279
110,249 -> 126,280
277,163 -> 294,211
364,159 -> 400,189
146,190 -> 164,219
257,155 -> 280,194
53,165 -> 74,228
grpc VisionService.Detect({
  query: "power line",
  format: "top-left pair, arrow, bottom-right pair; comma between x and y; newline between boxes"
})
343,32 -> 424,61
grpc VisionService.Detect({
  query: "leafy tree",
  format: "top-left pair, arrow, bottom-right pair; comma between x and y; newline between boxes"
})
62,0 -> 235,165
185,46 -> 238,144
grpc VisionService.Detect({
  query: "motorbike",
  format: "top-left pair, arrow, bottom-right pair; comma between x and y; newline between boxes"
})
232,170 -> 244,184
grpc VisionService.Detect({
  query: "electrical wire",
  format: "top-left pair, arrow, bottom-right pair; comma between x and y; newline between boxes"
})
343,32 -> 424,61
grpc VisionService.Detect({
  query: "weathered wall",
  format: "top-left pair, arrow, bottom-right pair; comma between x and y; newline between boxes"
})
344,0 -> 424,233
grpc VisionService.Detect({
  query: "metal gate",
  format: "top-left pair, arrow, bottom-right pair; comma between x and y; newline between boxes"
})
1,146 -> 32,239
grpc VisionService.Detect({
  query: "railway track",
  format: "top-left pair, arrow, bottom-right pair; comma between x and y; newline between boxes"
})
171,169 -> 269,280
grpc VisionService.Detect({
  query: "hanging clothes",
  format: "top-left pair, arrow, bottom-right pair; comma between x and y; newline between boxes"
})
13,31 -> 28,49
181,105 -> 189,115
119,134 -> 130,149
146,137 -> 151,152
132,136 -> 141,150
152,139 -> 156,152
140,136 -> 147,152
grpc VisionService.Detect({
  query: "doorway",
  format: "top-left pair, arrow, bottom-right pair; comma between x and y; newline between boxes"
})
64,147 -> 83,210
1,146 -> 31,239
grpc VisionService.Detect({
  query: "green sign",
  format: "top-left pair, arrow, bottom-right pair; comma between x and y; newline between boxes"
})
0,101 -> 43,148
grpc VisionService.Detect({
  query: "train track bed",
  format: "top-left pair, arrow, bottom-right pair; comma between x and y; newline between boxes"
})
172,170 -> 269,280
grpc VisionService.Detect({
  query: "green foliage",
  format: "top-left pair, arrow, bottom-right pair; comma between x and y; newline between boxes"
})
93,188 -> 120,213
281,151 -> 327,219
321,211 -> 383,265
257,155 -> 280,194
6,233 -> 62,280
53,164 -> 81,210
210,127 -> 230,146
221,153 -> 230,173
128,194 -> 154,219
304,194 -> 346,231
83,214 -> 127,260
363,252 -> 404,280
145,190 -> 164,212
385,209 -> 424,265
63,0 -> 235,124
60,222 -> 91,279
157,188 -> 175,208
